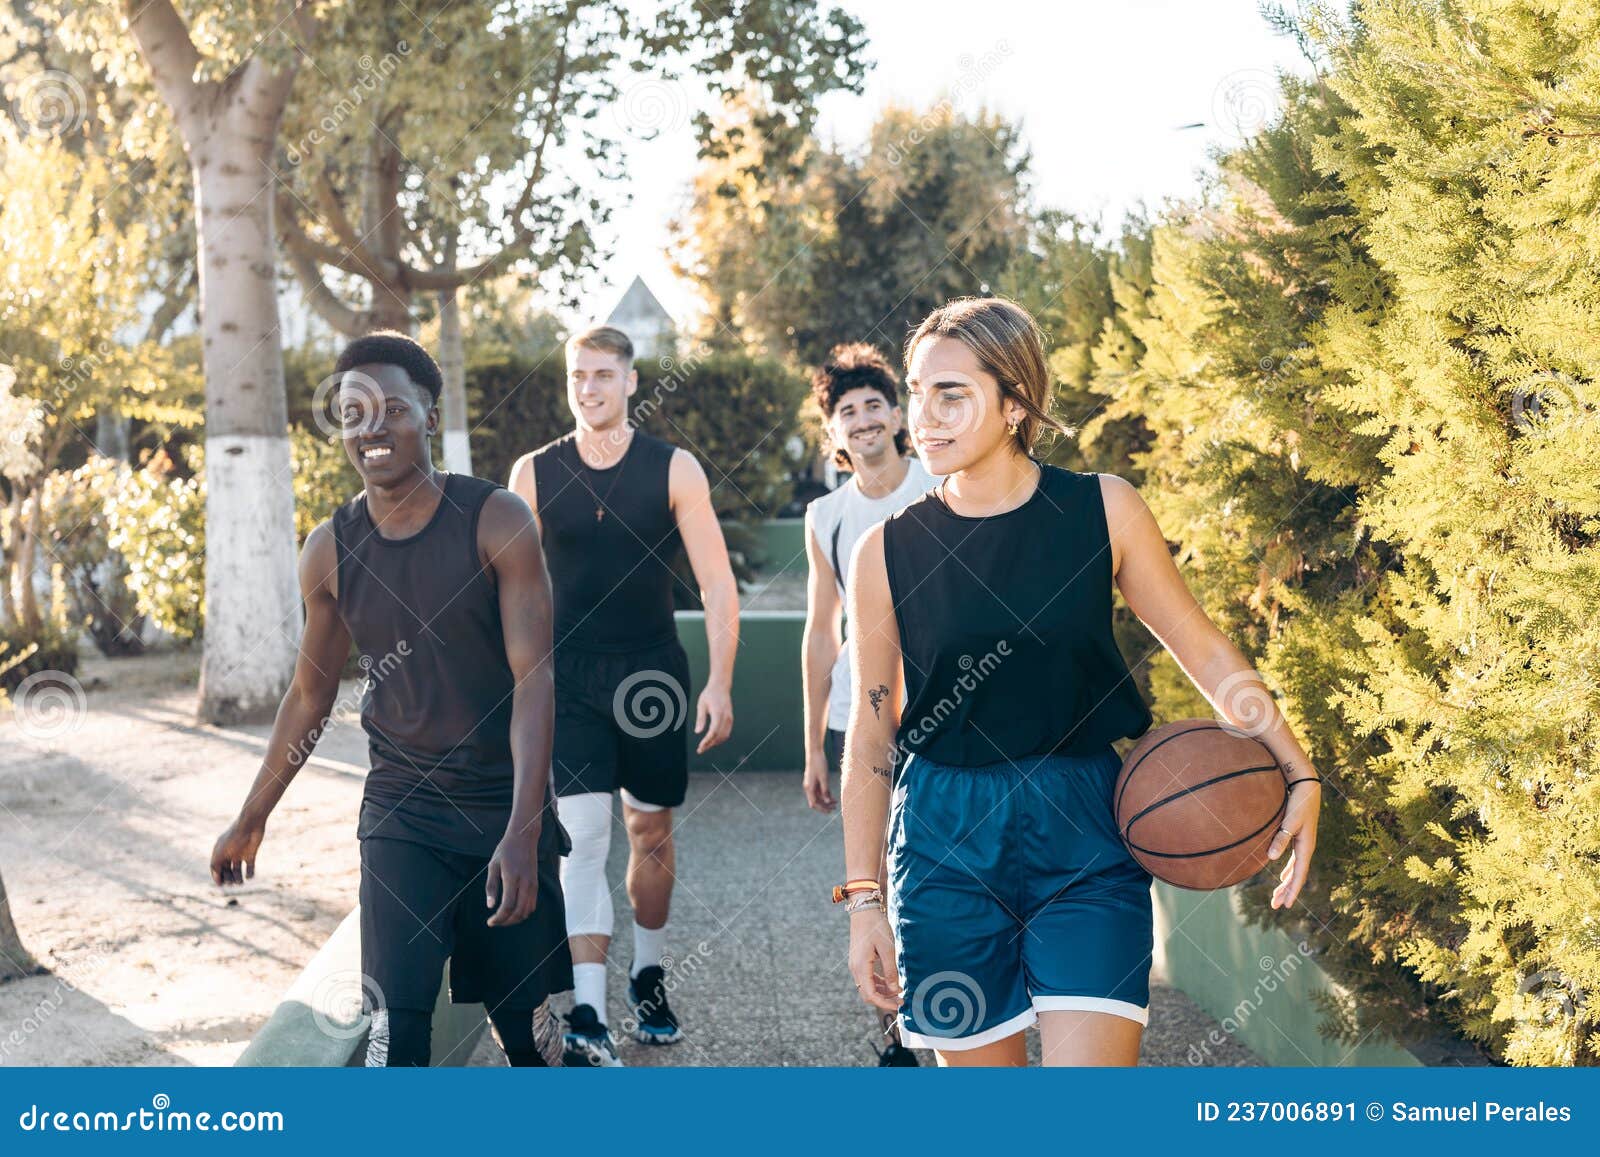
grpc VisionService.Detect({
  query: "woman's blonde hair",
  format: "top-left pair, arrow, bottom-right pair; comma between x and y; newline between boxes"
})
902,296 -> 1069,456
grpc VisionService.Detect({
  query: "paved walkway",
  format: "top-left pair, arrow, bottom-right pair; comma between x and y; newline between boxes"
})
0,651 -> 1256,1067
468,770 -> 1259,1067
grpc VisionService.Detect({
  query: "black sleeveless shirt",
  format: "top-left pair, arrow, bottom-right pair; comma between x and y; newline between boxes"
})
530,430 -> 682,653
331,473 -> 530,857
882,462 -> 1151,767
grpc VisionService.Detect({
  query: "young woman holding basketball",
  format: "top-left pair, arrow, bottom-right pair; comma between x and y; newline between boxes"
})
839,297 -> 1322,1066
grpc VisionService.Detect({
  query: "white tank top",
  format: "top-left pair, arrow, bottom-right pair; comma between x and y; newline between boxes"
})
805,456 -> 939,730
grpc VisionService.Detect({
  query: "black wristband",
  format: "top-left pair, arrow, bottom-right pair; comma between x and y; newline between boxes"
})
1285,776 -> 1321,788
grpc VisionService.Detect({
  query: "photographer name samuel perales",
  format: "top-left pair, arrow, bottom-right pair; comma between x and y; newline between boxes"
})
1389,1102 -> 1572,1123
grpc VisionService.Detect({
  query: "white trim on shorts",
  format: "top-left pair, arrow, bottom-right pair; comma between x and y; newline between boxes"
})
897,996 -> 1149,1051
897,1006 -> 1036,1052
1032,995 -> 1149,1026
619,788 -> 667,814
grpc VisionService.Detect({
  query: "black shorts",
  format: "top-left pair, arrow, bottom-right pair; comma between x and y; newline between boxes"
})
359,836 -> 573,1015
552,638 -> 692,808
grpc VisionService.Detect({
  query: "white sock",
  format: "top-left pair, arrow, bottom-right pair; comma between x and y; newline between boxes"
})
573,962 -> 607,1024
631,922 -> 666,977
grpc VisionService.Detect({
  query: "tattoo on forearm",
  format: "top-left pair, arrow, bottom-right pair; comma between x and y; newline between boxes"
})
871,765 -> 891,781
868,683 -> 889,719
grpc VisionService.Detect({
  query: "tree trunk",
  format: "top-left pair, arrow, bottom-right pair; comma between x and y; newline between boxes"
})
437,234 -> 471,474
94,410 -> 132,461
188,126 -> 302,724
125,0 -> 310,725
2,487 -> 20,624
0,865 -> 41,982
17,486 -> 41,635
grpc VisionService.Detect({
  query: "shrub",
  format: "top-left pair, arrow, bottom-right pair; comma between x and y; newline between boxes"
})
0,620 -> 79,694
103,449 -> 205,642
48,458 -> 147,656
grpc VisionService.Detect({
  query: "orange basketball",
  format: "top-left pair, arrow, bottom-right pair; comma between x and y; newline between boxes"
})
1114,720 -> 1287,890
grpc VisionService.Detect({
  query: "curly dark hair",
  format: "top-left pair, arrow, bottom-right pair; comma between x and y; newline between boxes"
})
334,330 -> 443,405
810,342 -> 910,469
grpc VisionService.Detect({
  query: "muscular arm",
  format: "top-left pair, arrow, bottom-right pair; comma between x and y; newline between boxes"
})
479,489 -> 556,925
669,449 -> 738,752
801,509 -> 843,808
1100,473 -> 1321,908
211,522 -> 352,885
507,452 -> 541,537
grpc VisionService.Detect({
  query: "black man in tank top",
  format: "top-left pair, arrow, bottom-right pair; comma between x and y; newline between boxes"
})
509,325 -> 738,1066
209,331 -> 572,1067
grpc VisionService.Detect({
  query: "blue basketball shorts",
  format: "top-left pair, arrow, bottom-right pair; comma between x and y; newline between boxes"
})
886,745 -> 1155,1051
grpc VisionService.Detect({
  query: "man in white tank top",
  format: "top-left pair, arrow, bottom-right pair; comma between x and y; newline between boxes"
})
802,344 -> 937,812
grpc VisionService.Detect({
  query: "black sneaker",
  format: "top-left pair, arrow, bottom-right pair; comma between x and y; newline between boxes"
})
562,1003 -> 623,1067
873,1014 -> 920,1067
627,964 -> 683,1045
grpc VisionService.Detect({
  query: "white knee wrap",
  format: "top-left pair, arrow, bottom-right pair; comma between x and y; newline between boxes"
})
557,792 -> 614,937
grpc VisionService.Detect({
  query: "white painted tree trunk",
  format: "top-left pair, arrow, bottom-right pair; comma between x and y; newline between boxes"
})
190,145 -> 302,724
0,866 -> 39,981
123,0 -> 309,724
438,275 -> 472,476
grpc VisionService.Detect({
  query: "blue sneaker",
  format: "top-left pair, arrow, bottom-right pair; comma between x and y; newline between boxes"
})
562,1003 -> 623,1067
627,964 -> 683,1045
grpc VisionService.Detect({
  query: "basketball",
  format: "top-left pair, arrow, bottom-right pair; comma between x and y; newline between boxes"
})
1114,720 -> 1288,890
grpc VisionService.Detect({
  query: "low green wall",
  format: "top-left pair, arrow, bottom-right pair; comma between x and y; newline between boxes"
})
679,611 -> 803,773
1153,883 -> 1422,1067
746,518 -> 808,576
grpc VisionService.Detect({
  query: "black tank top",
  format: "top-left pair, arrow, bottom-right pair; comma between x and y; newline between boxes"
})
531,430 -> 682,653
332,473 -> 528,857
882,462 -> 1151,767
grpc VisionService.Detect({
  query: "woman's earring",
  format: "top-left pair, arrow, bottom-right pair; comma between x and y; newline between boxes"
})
1008,418 -> 1020,438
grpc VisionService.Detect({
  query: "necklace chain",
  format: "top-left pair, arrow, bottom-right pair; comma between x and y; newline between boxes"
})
576,432 -> 632,523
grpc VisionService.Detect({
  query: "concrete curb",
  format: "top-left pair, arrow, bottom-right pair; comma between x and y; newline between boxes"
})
235,907 -> 487,1067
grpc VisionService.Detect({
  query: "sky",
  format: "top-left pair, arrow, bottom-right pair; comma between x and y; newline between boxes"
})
570,0 -> 1312,328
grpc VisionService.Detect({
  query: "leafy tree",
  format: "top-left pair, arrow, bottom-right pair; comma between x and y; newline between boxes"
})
1305,0 -> 1600,1065
676,99 -> 1030,365
275,0 -> 868,472
31,0 -> 322,723
0,122 -> 195,640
